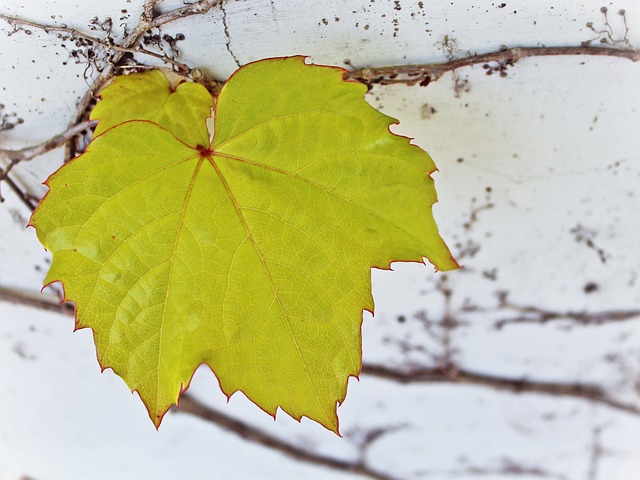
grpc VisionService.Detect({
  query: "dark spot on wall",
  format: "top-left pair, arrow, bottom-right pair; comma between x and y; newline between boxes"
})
583,282 -> 599,294
420,103 -> 437,119
482,269 -> 498,281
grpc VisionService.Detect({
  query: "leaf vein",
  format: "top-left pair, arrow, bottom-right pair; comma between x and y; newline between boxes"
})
206,155 -> 331,421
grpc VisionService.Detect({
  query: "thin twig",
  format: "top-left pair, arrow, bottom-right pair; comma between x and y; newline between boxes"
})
438,275 -> 454,366
586,426 -> 604,480
177,394 -> 400,480
447,458 -> 568,480
0,159 -> 18,202
0,285 -> 72,315
346,46 -> 639,88
495,306 -> 640,329
2,174 -> 37,211
0,14 -> 189,72
361,364 -> 640,416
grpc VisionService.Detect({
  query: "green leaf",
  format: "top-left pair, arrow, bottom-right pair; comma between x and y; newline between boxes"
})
31,57 -> 457,432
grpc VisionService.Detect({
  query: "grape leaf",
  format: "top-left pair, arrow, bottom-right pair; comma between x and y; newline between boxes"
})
30,57 -> 458,432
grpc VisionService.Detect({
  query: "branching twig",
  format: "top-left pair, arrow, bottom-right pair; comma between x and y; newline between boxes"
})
345,424 -> 408,466
584,7 -> 633,50
63,0 -> 224,160
0,120 -> 96,205
2,4 -> 638,166
0,14 -> 190,72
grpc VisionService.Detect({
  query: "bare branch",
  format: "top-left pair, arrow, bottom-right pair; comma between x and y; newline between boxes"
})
0,285 -> 71,315
346,46 -> 639,88
2,283 -> 638,476
179,393 -> 572,480
0,104 -> 23,132
150,0 -> 224,29
0,120 -> 96,164
177,394 -> 400,480
143,0 -> 158,23
362,363 -> 640,416
1,282 -> 638,419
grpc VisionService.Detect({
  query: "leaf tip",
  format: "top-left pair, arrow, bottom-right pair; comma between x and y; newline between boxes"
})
426,253 -> 462,272
152,413 -> 165,430
136,389 -> 172,430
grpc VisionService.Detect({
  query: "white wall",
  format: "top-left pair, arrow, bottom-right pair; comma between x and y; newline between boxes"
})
1,1 -> 640,479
